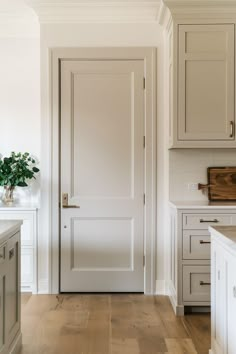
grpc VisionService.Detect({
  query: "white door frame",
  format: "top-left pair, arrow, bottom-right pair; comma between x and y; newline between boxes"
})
49,47 -> 157,294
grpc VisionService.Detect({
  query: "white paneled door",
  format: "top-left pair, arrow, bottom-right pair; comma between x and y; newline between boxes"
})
60,59 -> 145,292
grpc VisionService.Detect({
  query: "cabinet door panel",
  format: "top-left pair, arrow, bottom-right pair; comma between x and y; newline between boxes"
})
227,254 -> 236,354
178,24 -> 234,141
5,232 -> 20,346
213,243 -> 226,351
0,275 -> 6,354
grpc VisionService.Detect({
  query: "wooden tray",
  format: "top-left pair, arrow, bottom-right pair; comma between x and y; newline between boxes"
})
207,167 -> 236,201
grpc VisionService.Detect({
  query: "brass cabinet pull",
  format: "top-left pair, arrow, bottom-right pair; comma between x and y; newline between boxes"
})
199,240 -> 211,244
200,281 -> 211,286
62,193 -> 80,209
200,219 -> 219,223
9,248 -> 14,260
230,121 -> 234,138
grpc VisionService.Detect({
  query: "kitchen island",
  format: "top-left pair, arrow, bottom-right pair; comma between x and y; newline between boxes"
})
0,220 -> 22,354
209,225 -> 236,354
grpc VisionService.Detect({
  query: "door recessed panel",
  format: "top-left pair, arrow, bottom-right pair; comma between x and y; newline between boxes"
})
72,72 -> 134,199
185,61 -> 226,134
71,218 -> 133,270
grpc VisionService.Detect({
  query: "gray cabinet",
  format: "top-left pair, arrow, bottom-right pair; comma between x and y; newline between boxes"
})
6,232 -> 20,349
167,22 -> 236,148
0,222 -> 21,354
0,243 -> 7,354
169,204 -> 236,315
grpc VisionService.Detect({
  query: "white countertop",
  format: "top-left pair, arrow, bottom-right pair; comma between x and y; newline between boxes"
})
0,220 -> 23,245
0,202 -> 38,211
169,200 -> 236,209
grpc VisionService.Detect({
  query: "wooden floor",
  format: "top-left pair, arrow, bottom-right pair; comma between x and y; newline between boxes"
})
20,294 -> 210,354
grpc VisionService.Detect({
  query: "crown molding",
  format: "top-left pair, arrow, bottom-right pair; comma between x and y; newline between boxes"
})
26,1 -> 161,24
162,0 -> 236,16
164,0 -> 236,8
157,0 -> 236,28
157,1 -> 172,29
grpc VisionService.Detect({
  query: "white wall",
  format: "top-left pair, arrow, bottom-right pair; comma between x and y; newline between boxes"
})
169,149 -> 236,201
40,22 -> 167,294
0,36 -> 40,204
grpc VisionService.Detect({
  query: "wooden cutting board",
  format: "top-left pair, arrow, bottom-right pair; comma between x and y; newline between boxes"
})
208,167 -> 236,201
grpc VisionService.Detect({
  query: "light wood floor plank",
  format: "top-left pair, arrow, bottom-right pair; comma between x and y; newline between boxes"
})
20,294 -> 210,354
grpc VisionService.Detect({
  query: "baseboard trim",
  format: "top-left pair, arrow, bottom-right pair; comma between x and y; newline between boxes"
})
9,332 -> 22,354
38,279 -> 49,294
168,280 -> 184,316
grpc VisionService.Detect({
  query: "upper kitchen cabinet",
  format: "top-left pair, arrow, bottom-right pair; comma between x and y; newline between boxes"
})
160,1 -> 236,148
178,24 -> 234,145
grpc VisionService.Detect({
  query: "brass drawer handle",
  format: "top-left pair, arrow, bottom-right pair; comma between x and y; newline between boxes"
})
200,219 -> 219,223
230,121 -> 234,138
9,248 -> 14,260
200,281 -> 211,286
199,240 -> 211,244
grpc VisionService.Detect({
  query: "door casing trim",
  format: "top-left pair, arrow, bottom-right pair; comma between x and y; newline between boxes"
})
49,47 -> 157,294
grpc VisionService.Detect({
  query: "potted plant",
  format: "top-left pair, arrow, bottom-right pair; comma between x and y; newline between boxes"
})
0,152 -> 40,204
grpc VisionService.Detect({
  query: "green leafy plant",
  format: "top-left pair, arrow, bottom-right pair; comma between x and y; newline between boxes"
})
0,152 -> 40,187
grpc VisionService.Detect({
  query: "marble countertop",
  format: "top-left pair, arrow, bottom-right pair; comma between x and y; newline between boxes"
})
209,225 -> 236,252
169,200 -> 236,209
0,220 -> 23,245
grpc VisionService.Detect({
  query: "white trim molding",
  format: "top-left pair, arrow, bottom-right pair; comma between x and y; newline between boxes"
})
159,0 -> 236,26
49,47 -> 157,294
26,1 -> 161,23
37,278 -> 49,294
156,280 -> 166,295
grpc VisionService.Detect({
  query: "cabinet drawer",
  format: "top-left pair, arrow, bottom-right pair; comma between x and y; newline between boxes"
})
183,230 -> 210,260
183,214 -> 235,229
183,265 -> 210,302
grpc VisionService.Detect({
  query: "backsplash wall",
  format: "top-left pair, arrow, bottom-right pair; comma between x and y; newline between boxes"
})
169,149 -> 236,201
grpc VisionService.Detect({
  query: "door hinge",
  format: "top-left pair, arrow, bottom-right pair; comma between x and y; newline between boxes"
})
143,136 -> 145,148
143,193 -> 146,205
143,77 -> 146,90
143,255 -> 145,267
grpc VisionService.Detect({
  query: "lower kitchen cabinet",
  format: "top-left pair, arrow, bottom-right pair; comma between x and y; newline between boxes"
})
0,221 -> 22,354
210,226 -> 236,354
169,202 -> 236,316
0,207 -> 38,293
